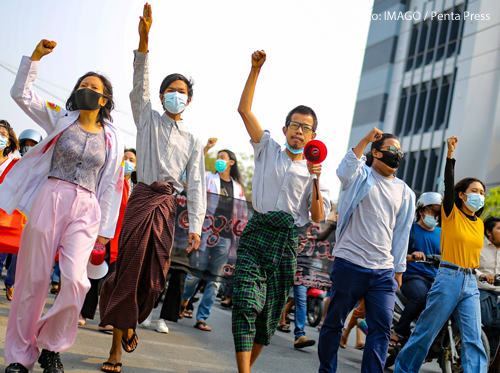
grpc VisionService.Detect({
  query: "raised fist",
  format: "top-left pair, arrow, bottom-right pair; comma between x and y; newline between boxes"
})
446,136 -> 458,152
364,127 -> 383,143
252,50 -> 266,68
206,138 -> 218,149
139,3 -> 153,38
31,39 -> 57,61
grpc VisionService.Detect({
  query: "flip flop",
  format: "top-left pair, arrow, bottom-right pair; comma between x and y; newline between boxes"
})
102,362 -> 122,372
184,310 -> 193,319
194,320 -> 212,332
277,323 -> 291,333
121,331 -> 138,353
354,343 -> 365,350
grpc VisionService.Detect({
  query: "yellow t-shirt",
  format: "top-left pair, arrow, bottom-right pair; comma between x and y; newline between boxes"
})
441,204 -> 484,268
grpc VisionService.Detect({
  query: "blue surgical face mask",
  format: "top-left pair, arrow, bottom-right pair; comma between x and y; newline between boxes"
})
423,214 -> 438,229
20,146 -> 32,157
124,160 -> 135,176
285,142 -> 303,155
215,159 -> 229,173
0,136 -> 7,151
163,92 -> 188,114
463,193 -> 485,213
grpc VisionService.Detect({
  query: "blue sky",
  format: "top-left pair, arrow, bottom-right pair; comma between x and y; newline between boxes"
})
0,0 -> 374,199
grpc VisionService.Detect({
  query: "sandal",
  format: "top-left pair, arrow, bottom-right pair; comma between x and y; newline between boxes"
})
294,336 -> 316,349
102,362 -> 122,372
221,299 -> 233,309
179,303 -> 187,320
184,309 -> 193,319
121,330 -> 138,353
354,343 -> 365,350
194,320 -> 212,332
277,323 -> 291,333
317,322 -> 323,331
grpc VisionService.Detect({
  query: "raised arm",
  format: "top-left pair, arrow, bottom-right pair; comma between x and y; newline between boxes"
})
443,136 -> 457,217
237,50 -> 266,143
204,137 -> 217,156
130,3 -> 154,129
10,39 -> 63,135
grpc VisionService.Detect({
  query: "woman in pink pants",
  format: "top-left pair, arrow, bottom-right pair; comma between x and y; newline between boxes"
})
0,40 -> 124,373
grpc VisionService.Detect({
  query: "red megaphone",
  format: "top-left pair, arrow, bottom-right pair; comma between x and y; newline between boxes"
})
304,140 -> 327,164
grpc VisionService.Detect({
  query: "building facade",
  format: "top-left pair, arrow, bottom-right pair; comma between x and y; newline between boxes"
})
349,0 -> 500,194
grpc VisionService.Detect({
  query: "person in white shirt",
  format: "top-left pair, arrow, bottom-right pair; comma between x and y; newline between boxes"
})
477,216 -> 500,360
233,50 -> 330,373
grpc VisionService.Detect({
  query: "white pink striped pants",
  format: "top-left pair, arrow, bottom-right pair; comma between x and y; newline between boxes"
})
4,178 -> 100,371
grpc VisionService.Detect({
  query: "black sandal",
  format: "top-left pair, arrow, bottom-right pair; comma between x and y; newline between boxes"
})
121,331 -> 138,353
194,320 -> 212,332
277,323 -> 291,333
179,304 -> 187,319
102,362 -> 122,372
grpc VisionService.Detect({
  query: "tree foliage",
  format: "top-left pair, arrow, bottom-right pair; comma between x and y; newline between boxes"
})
205,151 -> 254,201
484,186 -> 500,219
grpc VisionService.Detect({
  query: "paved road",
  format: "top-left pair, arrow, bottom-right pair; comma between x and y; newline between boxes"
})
0,277 -> 442,372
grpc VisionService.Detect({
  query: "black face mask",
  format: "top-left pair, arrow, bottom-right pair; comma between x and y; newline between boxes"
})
75,88 -> 103,111
376,150 -> 402,169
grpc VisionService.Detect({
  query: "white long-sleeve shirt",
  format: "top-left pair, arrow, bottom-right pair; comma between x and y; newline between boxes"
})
477,237 -> 500,293
130,50 -> 206,235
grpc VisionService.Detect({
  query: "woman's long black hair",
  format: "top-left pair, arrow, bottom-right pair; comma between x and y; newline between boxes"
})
66,72 -> 115,125
455,177 -> 486,217
218,149 -> 242,185
365,133 -> 400,167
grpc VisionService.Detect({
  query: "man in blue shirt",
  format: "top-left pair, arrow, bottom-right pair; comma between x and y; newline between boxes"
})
390,192 -> 442,348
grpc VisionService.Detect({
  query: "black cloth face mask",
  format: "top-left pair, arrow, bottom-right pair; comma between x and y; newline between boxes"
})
376,150 -> 402,169
75,88 -> 103,111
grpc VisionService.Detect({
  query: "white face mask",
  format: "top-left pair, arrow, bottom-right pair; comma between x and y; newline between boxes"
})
423,214 -> 438,229
0,136 -> 7,151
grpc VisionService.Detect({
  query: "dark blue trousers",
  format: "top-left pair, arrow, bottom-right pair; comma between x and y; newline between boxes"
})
394,274 -> 433,337
318,258 -> 397,373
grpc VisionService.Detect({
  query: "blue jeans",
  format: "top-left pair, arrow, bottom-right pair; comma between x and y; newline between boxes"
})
395,262 -> 488,373
394,274 -> 434,337
294,284 -> 307,339
4,255 -> 17,288
183,237 -> 230,321
51,261 -> 60,284
0,253 -> 7,271
318,258 -> 397,373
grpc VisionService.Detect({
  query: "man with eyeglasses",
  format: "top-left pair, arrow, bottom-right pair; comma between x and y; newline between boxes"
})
232,50 -> 331,373
318,128 -> 415,373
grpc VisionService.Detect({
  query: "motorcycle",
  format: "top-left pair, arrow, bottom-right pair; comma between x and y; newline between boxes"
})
386,254 -> 491,372
306,287 -> 326,327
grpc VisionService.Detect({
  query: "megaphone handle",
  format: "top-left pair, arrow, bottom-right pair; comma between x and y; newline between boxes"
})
313,177 -> 319,201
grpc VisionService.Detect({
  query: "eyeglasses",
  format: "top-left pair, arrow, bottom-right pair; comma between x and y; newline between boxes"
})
287,121 -> 314,134
378,145 -> 405,158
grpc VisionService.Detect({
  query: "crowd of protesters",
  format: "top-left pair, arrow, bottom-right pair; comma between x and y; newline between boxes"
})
1,3 -> 500,373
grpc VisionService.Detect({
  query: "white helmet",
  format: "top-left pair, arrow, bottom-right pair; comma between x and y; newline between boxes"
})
18,129 -> 43,156
417,192 -> 443,208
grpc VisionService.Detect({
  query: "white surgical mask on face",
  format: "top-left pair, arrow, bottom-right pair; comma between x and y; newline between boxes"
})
423,214 -> 438,229
0,136 -> 7,151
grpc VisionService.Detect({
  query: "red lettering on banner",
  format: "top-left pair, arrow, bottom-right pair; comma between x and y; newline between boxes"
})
177,195 -> 187,206
179,210 -> 189,229
222,264 -> 235,276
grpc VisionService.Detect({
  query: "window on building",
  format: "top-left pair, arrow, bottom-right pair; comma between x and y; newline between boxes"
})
395,73 -> 455,137
405,4 -> 466,72
397,146 -> 444,193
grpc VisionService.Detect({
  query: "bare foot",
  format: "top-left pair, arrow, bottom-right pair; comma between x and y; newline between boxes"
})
340,331 -> 348,348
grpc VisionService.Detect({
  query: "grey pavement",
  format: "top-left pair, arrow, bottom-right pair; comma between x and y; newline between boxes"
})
0,278 -> 441,372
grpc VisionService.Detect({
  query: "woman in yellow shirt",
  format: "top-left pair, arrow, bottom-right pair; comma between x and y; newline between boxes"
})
395,136 -> 488,373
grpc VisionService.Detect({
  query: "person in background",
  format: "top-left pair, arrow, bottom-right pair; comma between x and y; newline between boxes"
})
339,299 -> 366,350
476,216 -> 500,360
180,137 -> 246,332
0,120 -> 21,302
1,127 -> 43,302
124,148 -> 137,194
390,192 -> 442,348
18,129 -> 42,157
